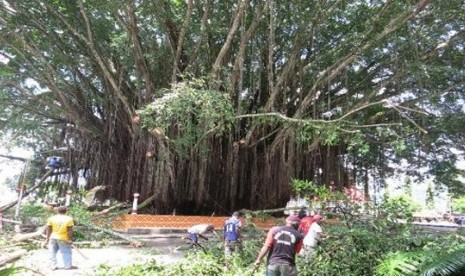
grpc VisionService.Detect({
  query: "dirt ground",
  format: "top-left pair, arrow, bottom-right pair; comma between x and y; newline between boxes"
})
9,237 -> 186,276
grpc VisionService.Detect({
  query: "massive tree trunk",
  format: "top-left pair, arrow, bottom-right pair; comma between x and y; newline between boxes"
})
81,123 -> 349,214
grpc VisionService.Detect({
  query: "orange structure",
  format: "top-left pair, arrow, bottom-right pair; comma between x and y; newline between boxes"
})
112,214 -> 279,231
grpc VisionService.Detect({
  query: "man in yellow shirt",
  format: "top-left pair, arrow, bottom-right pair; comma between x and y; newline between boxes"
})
43,206 -> 75,270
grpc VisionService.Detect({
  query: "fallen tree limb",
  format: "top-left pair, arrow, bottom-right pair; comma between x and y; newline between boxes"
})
72,240 -> 130,247
240,206 -> 303,216
84,185 -> 107,209
95,202 -> 127,216
92,193 -> 157,220
0,169 -> 54,213
129,233 -> 184,239
12,226 -> 46,243
132,193 -> 157,212
0,249 -> 27,267
0,243 -> 28,250
0,154 -> 28,162
0,218 -> 22,224
80,223 -> 143,247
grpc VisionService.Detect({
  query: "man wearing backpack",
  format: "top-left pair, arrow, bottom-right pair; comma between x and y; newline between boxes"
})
224,211 -> 243,257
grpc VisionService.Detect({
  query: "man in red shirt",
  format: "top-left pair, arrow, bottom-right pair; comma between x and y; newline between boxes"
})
298,212 -> 313,236
254,215 -> 303,275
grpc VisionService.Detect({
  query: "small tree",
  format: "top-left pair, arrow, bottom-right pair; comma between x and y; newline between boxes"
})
404,176 -> 413,198
380,195 -> 421,220
290,179 -> 332,199
425,182 -> 435,210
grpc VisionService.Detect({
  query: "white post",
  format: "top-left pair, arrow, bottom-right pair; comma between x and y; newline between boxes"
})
132,193 -> 140,214
65,189 -> 72,207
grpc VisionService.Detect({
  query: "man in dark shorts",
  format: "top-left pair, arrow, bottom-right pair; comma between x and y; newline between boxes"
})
185,223 -> 218,248
254,215 -> 303,276
224,211 -> 243,257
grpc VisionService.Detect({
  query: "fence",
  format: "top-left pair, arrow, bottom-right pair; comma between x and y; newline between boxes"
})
112,214 -> 280,231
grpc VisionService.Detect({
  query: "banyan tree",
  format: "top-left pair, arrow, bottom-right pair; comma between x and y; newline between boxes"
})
1,0 -> 464,214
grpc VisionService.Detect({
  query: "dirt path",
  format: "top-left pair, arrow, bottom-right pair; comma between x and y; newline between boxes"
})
12,238 -> 185,276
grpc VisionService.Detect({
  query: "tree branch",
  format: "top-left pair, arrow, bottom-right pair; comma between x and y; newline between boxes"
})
210,0 -> 248,85
171,0 -> 194,85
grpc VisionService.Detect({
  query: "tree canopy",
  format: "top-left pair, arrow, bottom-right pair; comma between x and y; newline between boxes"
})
1,0 -> 464,213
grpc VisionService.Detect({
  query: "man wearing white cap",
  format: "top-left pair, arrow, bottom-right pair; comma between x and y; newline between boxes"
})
254,215 -> 303,275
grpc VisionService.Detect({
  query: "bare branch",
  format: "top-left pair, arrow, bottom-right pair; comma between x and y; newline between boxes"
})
0,154 -> 28,162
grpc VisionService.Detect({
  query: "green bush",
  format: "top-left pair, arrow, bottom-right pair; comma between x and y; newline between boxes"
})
297,221 -> 415,276
103,226 -> 266,276
375,236 -> 465,276
19,203 -> 53,224
380,194 -> 421,220
452,196 -> 465,214
17,203 -> 113,242
97,216 -> 465,276
0,267 -> 30,275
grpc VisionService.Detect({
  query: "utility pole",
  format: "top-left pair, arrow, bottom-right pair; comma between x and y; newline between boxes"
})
14,159 -> 31,220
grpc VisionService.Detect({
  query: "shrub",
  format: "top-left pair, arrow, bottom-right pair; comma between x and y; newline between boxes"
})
452,196 -> 465,214
380,194 -> 421,220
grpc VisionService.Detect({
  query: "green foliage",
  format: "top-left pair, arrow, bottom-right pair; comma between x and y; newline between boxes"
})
19,203 -> 93,225
19,203 -> 53,225
68,204 -> 93,226
96,227 -> 265,276
17,203 -> 112,242
452,196 -> 465,214
404,176 -> 413,198
0,267 -> 28,276
295,123 -> 342,146
291,179 -> 315,196
298,218 -> 430,276
290,179 -> 331,199
376,251 -> 428,276
155,238 -> 264,275
380,195 -> 422,220
300,216 -> 465,276
376,245 -> 465,276
91,214 -> 465,276
95,261 -> 165,276
419,247 -> 465,276
137,81 -> 234,155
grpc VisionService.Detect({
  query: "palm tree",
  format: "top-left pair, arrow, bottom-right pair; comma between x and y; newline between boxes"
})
376,247 -> 465,276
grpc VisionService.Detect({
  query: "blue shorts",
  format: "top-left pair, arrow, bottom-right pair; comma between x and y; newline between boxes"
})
188,232 -> 198,243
